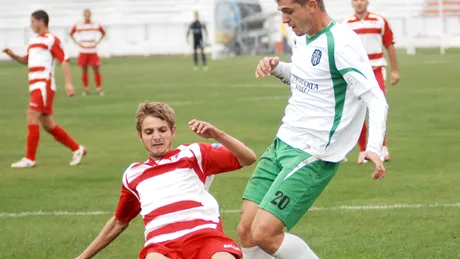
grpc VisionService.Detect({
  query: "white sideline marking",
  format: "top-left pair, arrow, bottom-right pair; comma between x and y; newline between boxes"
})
1,203 -> 459,217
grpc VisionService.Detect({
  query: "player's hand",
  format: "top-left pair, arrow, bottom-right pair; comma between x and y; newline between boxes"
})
65,83 -> 75,97
2,48 -> 13,56
188,120 -> 222,139
255,56 -> 280,78
391,70 -> 400,85
360,151 -> 386,180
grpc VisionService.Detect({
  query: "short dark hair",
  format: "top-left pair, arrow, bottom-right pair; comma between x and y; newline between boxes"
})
276,0 -> 326,11
32,10 -> 49,27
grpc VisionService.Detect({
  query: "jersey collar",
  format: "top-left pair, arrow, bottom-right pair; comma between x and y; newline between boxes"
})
354,12 -> 370,21
306,21 -> 336,45
146,148 -> 180,166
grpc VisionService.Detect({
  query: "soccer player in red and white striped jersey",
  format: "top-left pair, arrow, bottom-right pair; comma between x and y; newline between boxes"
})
70,9 -> 106,96
344,0 -> 400,163
76,102 -> 257,259
3,10 -> 86,168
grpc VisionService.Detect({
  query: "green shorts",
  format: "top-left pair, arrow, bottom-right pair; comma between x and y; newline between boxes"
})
243,138 -> 339,230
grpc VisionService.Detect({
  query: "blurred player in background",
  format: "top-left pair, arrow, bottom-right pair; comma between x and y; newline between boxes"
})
70,9 -> 106,96
187,11 -> 208,70
344,0 -> 400,163
237,0 -> 388,258
3,10 -> 86,168
76,102 -> 256,259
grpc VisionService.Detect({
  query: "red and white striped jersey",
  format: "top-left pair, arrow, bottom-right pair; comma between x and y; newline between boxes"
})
343,12 -> 394,68
70,21 -> 105,53
26,33 -> 70,93
114,142 -> 241,247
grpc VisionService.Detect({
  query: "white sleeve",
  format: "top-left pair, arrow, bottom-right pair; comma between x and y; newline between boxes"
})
270,61 -> 291,85
335,39 -> 388,155
359,88 -> 388,155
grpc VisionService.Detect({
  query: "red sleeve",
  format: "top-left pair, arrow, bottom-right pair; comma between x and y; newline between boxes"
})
70,25 -> 76,36
199,143 -> 242,176
50,36 -> 70,63
99,24 -> 106,35
382,18 -> 395,47
114,183 -> 141,223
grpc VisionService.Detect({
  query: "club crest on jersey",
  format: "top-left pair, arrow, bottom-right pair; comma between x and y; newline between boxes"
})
211,143 -> 222,149
311,49 -> 322,66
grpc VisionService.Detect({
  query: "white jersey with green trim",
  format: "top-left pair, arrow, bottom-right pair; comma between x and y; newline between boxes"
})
275,21 -> 386,162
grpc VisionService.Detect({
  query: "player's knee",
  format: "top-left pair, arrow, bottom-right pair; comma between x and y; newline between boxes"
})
26,110 -> 40,124
237,219 -> 252,242
251,221 -> 277,251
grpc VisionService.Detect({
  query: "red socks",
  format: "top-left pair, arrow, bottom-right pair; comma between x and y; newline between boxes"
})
95,71 -> 102,89
48,125 -> 80,152
25,124 -> 40,161
82,72 -> 89,90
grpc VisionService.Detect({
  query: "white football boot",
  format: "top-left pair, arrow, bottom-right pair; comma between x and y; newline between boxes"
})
11,157 -> 36,168
70,145 -> 87,166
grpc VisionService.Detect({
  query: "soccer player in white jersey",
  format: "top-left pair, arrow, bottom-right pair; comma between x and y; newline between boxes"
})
70,9 -> 106,96
2,10 -> 86,168
344,0 -> 400,163
76,102 -> 257,259
236,1 -> 388,259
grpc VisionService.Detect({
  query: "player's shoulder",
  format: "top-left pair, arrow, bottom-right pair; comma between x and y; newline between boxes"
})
331,23 -> 358,39
123,162 -> 151,177
331,23 -> 362,49
342,15 -> 359,24
368,12 -> 388,23
35,32 -> 60,44
92,20 -> 104,27
74,20 -> 86,27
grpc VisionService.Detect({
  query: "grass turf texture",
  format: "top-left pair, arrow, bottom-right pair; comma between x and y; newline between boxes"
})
0,50 -> 459,258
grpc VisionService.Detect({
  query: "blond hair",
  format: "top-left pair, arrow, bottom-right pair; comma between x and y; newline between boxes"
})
136,102 -> 175,132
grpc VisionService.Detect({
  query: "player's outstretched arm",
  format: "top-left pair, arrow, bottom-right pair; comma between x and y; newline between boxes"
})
2,48 -> 27,65
188,120 -> 257,166
76,216 -> 129,259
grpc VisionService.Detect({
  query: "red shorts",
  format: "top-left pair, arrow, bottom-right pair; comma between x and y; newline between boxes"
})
77,53 -> 101,67
138,228 -> 242,259
29,81 -> 55,115
373,67 -> 386,94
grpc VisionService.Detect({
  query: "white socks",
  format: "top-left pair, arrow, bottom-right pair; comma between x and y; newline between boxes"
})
273,233 -> 319,259
242,246 -> 274,259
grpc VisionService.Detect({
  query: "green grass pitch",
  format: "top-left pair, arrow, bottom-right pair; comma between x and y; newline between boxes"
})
0,50 -> 459,258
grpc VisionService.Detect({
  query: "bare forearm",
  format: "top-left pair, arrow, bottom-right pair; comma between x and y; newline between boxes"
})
214,131 -> 257,166
8,53 -> 27,65
386,44 -> 398,72
78,217 -> 128,259
60,61 -> 72,85
97,34 -> 106,45
70,35 -> 78,44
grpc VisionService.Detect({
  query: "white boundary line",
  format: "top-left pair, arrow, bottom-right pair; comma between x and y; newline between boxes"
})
1,203 -> 459,217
